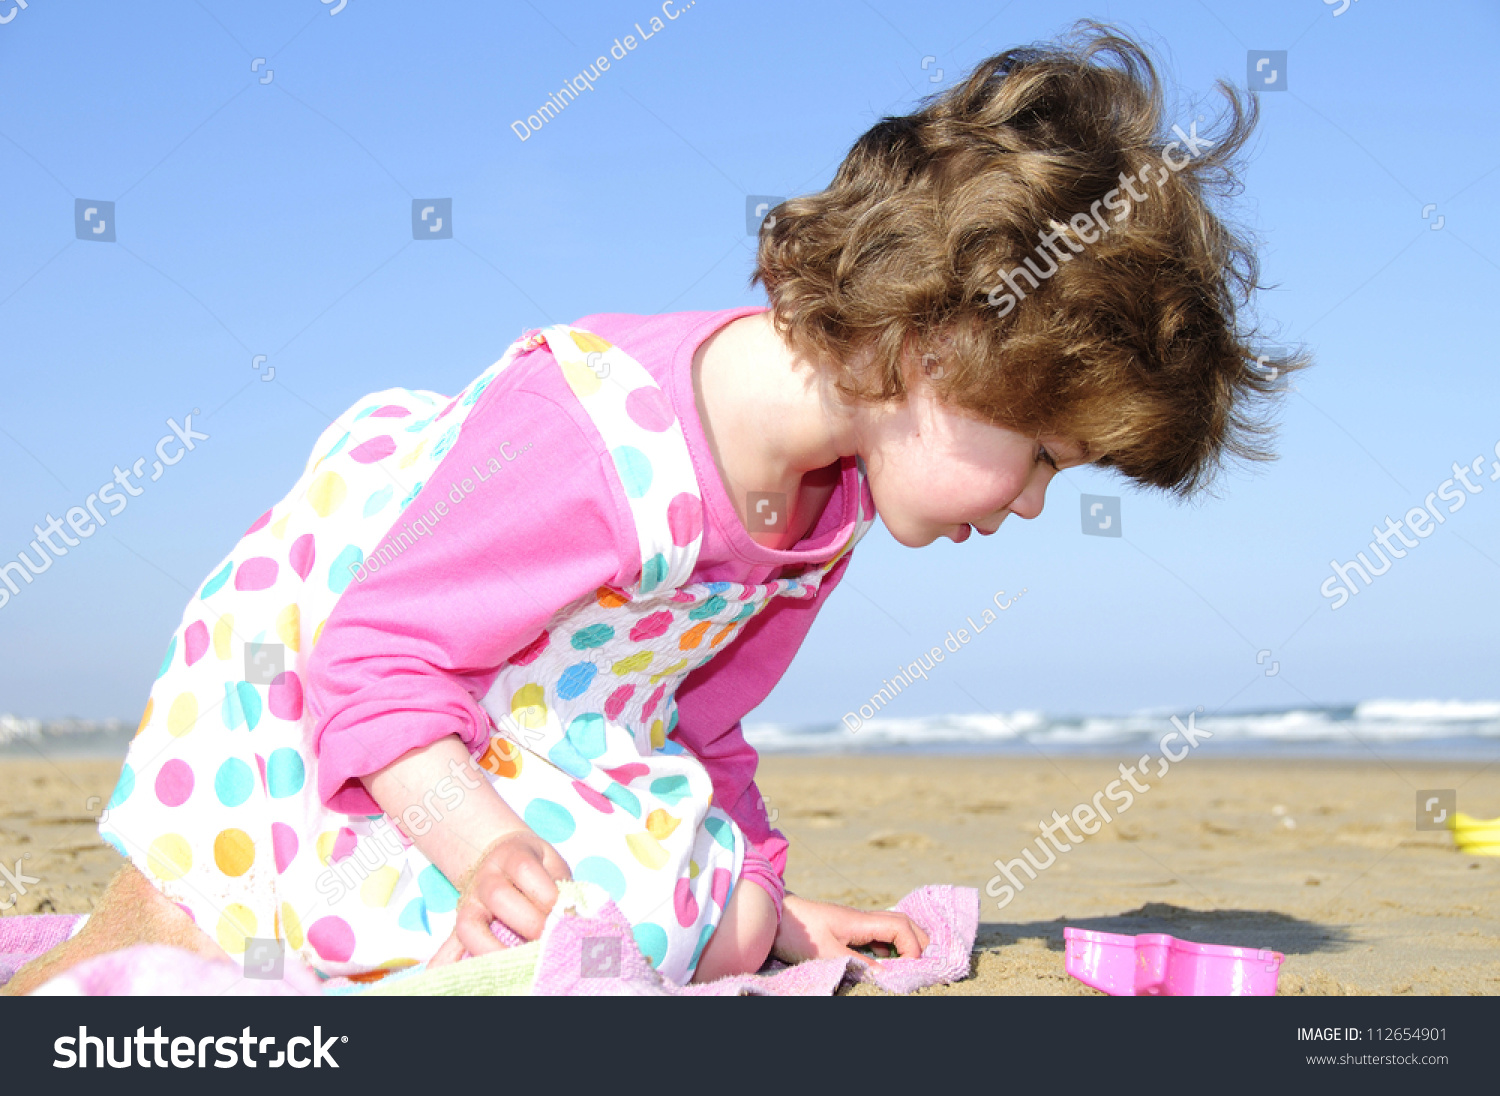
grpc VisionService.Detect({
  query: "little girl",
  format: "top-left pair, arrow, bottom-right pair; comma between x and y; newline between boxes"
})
10,24 -> 1297,991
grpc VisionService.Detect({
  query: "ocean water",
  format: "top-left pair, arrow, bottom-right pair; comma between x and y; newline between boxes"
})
742,699 -> 1500,761
4,701 -> 1499,761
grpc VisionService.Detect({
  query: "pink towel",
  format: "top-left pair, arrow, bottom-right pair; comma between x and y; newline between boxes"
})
533,885 -> 978,996
2,886 -> 978,996
0,913 -> 84,988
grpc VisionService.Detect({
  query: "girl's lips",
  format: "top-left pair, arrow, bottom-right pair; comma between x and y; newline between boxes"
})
951,523 -> 973,543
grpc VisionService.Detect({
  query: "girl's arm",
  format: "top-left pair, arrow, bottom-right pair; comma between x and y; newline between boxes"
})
362,734 -> 572,955
305,377 -> 639,815
672,551 -> 857,919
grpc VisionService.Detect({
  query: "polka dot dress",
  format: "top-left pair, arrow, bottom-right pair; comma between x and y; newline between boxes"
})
101,325 -> 876,986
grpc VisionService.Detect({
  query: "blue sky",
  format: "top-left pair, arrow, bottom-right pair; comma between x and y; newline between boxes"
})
1,0 -> 1496,728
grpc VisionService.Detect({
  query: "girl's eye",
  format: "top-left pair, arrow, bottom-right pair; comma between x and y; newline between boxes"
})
1037,445 -> 1058,471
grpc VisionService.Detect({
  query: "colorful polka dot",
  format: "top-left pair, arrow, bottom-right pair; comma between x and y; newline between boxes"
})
216,904 -> 257,954
689,922 -> 715,971
214,758 -> 254,807
107,764 -> 135,809
307,471 -> 347,517
650,775 -> 690,806
279,901 -> 305,949
417,865 -> 459,914
478,736 -> 522,779
689,594 -> 727,620
289,534 -> 316,581
234,557 -> 279,591
431,426 -> 459,460
272,822 -> 299,873
595,587 -> 630,609
556,661 -> 597,700
570,623 -> 614,649
625,386 -> 675,432
711,866 -> 732,909
573,857 -> 627,902
673,877 -> 699,927
565,712 -> 606,758
626,830 -> 668,870
167,692 -> 198,737
213,614 -> 235,659
611,445 -> 653,498
524,798 -> 577,844
508,630 -> 550,665
349,436 -> 397,464
363,485 -> 394,517
200,561 -> 233,599
611,651 -> 652,676
633,922 -> 668,969
667,492 -> 702,546
361,866 -> 400,907
646,808 -> 680,841
641,683 -> 666,721
244,509 -> 272,536
156,636 -> 177,678
183,620 -> 208,666
328,545 -> 363,595
307,916 -> 356,963
640,552 -> 668,593
511,683 -> 548,729
600,764 -> 647,788
214,828 -> 255,876
147,834 -> 193,881
266,747 -> 305,797
604,684 -> 635,720
269,670 -> 304,722
705,816 -> 734,850
628,611 -> 673,642
571,780 -> 614,813
398,897 -> 430,934
154,759 -> 193,807
222,680 -> 262,731
276,603 -> 301,651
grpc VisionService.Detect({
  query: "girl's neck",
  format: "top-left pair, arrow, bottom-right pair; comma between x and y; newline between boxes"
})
691,310 -> 859,547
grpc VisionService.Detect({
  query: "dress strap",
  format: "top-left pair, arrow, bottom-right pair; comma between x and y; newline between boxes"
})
537,324 -> 704,595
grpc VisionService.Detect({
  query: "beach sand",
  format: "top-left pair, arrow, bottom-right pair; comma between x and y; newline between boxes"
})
2,754 -> 1496,994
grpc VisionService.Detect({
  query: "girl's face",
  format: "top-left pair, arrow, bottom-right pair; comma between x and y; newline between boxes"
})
860,381 -> 1090,548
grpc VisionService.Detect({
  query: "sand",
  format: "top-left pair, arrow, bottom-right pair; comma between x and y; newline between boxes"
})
2,754 -> 1496,994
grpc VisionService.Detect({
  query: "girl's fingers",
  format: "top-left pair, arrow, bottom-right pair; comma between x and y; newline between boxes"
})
427,931 -> 467,969
848,912 -> 928,959
492,878 -> 552,942
841,946 -> 884,971
510,854 -> 564,916
454,899 -> 506,958
539,844 -> 574,885
887,916 -> 927,959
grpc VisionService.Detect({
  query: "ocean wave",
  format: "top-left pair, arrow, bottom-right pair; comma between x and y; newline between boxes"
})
744,700 -> 1500,755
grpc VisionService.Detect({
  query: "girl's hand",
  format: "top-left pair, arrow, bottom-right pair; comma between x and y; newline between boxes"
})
427,828 -> 572,967
771,893 -> 930,969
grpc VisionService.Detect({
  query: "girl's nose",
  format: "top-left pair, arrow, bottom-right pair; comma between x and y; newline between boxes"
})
1007,473 -> 1052,521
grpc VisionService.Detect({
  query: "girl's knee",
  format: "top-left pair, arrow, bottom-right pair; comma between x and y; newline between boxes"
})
689,882 -> 778,984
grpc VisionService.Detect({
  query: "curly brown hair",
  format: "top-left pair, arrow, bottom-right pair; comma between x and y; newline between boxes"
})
749,21 -> 1307,497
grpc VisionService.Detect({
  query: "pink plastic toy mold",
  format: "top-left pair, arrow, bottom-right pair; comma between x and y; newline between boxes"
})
1064,927 -> 1284,996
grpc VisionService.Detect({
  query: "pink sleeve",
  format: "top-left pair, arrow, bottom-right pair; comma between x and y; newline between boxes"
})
306,371 -> 637,815
670,552 -> 854,919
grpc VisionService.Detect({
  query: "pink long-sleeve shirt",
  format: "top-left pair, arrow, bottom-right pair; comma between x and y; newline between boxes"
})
304,305 -> 874,914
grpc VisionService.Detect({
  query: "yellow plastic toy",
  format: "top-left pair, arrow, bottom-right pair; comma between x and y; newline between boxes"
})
1450,812 -> 1500,856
